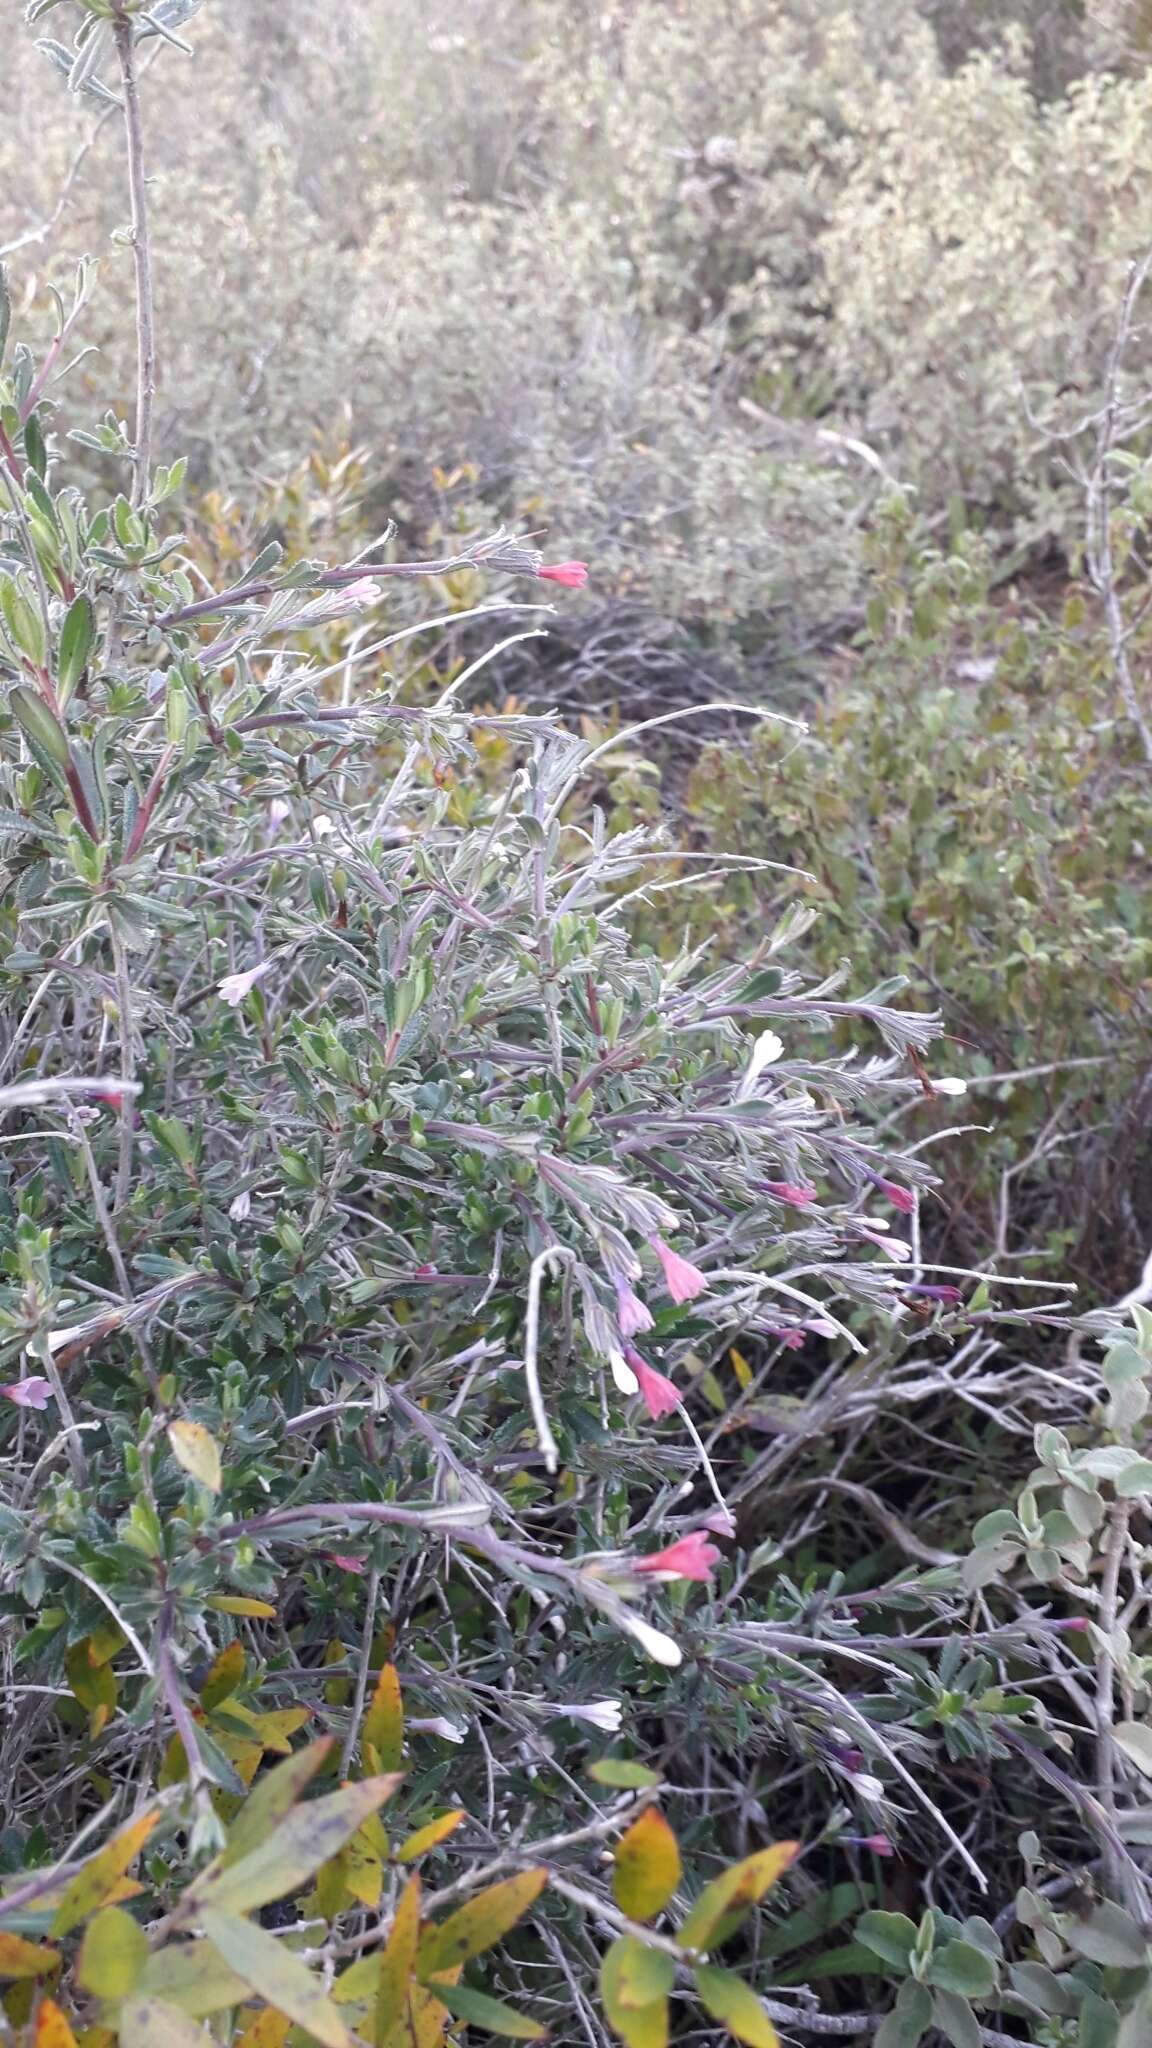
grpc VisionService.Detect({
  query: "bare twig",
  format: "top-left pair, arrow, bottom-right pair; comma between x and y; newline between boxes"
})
112,9 -> 155,504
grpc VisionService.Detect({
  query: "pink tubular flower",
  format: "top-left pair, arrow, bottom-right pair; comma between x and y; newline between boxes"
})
635,1530 -> 721,1583
614,1276 -> 654,1338
538,560 -> 589,588
624,1347 -> 680,1421
761,1181 -> 817,1208
904,1283 -> 963,1304
650,1235 -> 708,1305
843,1833 -> 894,1857
1,1376 -> 53,1410
328,1554 -> 367,1575
864,1169 -> 916,1215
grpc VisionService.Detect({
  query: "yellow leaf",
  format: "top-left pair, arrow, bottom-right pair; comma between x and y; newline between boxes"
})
600,1939 -> 674,2048
377,1870 -> 421,2039
322,1640 -> 350,1709
222,1737 -> 335,1870
677,1843 -> 798,1954
199,1910 -> 355,2048
34,2000 -> 80,2048
728,1347 -> 753,1389
200,1641 -> 246,1711
344,1824 -> 383,1909
236,2013 -> 291,2048
65,1641 -> 118,1719
314,1849 -> 350,1922
395,1810 -> 465,1864
250,1708 -> 312,1755
236,2013 -> 292,2048
0,1933 -> 59,1980
418,1869 -> 548,1979
77,1906 -> 148,1999
613,1809 -> 682,1921
195,1773 -> 403,1915
205,1597 -> 277,1619
167,1420 -> 222,1493
361,1663 -> 403,1772
51,1807 -> 163,1937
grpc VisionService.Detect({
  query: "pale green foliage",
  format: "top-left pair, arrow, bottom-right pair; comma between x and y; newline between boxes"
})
6,0 -> 1152,629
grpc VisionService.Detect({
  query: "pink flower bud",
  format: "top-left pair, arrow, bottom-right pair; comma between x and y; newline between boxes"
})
327,1554 -> 367,1575
614,1276 -> 654,1338
537,561 -> 589,588
761,1181 -> 818,1208
865,1170 -> 916,1214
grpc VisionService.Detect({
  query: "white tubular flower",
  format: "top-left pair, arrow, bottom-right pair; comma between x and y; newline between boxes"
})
218,961 -> 273,1007
562,1700 -> 624,1733
616,1609 -> 683,1668
932,1076 -> 968,1097
737,1028 -> 785,1101
608,1349 -> 639,1396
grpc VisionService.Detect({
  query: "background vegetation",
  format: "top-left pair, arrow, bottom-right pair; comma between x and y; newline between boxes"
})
5,3 -> 1152,2046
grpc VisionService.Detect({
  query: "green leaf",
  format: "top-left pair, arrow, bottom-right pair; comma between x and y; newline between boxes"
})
856,1912 -> 918,1973
434,1982 -> 547,2039
588,1760 -> 662,1790
77,1904 -> 148,1998
613,1808 -> 682,1921
193,1772 -> 402,1915
927,1939 -> 997,1999
418,1869 -> 548,1979
56,595 -> 95,703
677,1843 -> 798,1953
1114,1461 -> 1152,1498
9,685 -> 70,774
221,1735 -> 334,1869
873,1980 -> 932,2048
1114,1721 -> 1152,1779
120,1997 -> 214,2047
601,1937 -> 676,2022
199,1908 -> 355,2048
694,1964 -> 779,2047
759,1884 -> 872,1960
136,1941 -> 251,2018
1061,1899 -> 1148,1967
930,1990 -> 981,2048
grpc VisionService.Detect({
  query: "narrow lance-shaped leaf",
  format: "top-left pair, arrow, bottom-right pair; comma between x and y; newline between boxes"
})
376,1869 -> 422,2043
199,1908 -> 356,2048
221,1734 -> 334,1868
677,1844 -> 799,1954
418,1869 -> 548,1980
50,1807 -> 163,1937
362,1661 -> 403,1773
192,1771 -> 403,1914
694,1964 -> 779,2048
56,594 -> 95,703
433,1982 -> 547,2039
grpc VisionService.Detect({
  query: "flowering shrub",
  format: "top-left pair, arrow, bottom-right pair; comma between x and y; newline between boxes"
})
4,9 -> 1152,2048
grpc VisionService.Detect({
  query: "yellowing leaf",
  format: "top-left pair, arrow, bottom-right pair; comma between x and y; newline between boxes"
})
344,1824 -> 383,1909
222,1737 -> 335,1869
77,1907 -> 148,1999
587,1761 -> 662,1791
66,1641 -> 118,1721
51,1808 -> 163,1937
34,2001 -> 80,2048
235,2013 -> 291,2048
199,1910 -> 355,2048
167,1421 -> 222,1494
677,1844 -> 798,1954
728,1347 -> 753,1389
0,1932 -> 60,1980
205,1597 -> 277,1619
418,1869 -> 548,1980
362,1663 -> 403,1773
395,1811 -> 465,1863
613,1809 -> 682,1921
200,1642 -> 246,1711
249,1708 -> 312,1755
600,1939 -> 674,2048
694,1965 -> 780,2048
376,1870 -> 421,2040
196,1772 -> 403,1915
323,1640 -> 350,1710
119,1996 -> 213,2046
137,1940 -> 250,2018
